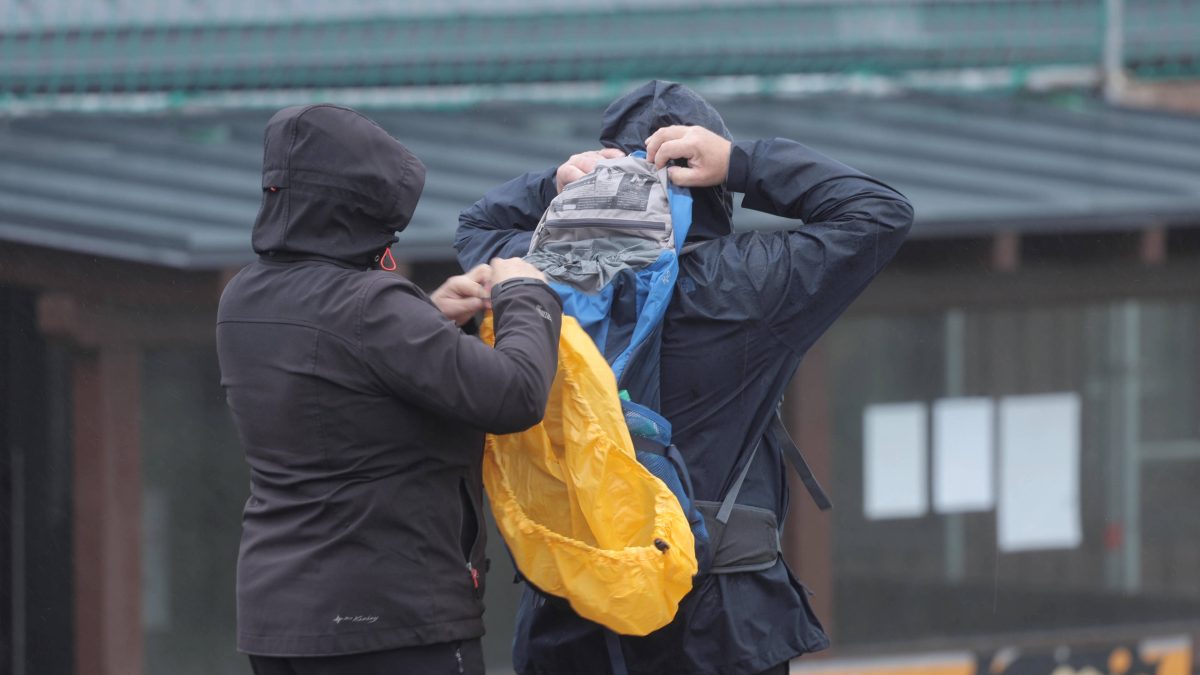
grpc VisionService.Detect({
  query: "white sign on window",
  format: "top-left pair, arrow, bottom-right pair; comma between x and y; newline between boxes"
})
998,393 -> 1082,552
863,402 -> 928,520
933,397 -> 995,514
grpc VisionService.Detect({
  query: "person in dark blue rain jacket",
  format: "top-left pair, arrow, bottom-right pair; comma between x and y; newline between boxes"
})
455,80 -> 914,675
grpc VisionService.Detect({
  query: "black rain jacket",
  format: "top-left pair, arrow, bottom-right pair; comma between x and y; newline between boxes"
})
455,81 -> 914,675
217,104 -> 562,657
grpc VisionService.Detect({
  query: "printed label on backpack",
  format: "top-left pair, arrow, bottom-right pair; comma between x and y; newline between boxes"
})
556,166 -> 655,212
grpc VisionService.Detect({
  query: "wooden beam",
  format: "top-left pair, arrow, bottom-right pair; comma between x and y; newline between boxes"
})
0,242 -> 221,307
990,231 -> 1020,272
846,259 -> 1200,317
73,346 -> 142,675
40,291 -> 200,675
1140,226 -> 1167,266
38,293 -> 216,348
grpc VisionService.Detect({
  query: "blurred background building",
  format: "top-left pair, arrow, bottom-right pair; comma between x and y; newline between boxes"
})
1,1 -> 1199,674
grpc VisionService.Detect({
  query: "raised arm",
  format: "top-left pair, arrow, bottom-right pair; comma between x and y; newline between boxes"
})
454,168 -> 557,270
455,149 -> 627,270
730,137 -> 912,352
648,125 -> 914,354
360,272 -> 562,434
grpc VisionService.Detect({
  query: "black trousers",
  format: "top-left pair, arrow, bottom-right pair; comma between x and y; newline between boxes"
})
248,639 -> 485,675
755,662 -> 790,675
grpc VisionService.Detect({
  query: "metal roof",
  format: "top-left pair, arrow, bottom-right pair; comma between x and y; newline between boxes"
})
4,1 -> 1197,96
2,92 -> 1199,269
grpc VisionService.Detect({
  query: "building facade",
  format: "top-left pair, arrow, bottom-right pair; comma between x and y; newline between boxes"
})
2,91 -> 1199,675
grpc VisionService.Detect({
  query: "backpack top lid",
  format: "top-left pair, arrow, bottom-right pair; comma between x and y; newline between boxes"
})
526,154 -> 692,391
527,154 -> 688,291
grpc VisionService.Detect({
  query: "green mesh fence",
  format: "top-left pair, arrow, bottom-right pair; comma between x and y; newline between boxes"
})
1,0 -> 1197,107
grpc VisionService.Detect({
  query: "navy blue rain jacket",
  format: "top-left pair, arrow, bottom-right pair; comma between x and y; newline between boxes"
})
455,81 -> 914,675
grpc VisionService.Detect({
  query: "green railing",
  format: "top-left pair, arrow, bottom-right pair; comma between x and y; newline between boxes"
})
1,1 -> 1196,106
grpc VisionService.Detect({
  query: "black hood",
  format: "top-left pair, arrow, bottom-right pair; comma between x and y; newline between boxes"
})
599,80 -> 734,242
252,104 -> 426,267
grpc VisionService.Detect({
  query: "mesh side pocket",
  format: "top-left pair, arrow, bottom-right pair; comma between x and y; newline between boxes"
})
622,400 -> 672,446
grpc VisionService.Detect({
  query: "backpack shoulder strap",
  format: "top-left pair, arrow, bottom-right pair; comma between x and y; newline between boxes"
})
715,435 -> 760,524
713,413 -> 833,525
769,415 -> 833,511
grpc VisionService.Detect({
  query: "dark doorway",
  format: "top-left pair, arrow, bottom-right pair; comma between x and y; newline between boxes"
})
1,287 -> 73,675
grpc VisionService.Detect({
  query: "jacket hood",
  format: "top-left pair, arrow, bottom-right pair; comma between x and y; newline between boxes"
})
599,80 -> 733,242
252,104 -> 426,267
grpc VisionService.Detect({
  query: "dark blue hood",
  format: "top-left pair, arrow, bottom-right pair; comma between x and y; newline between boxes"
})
599,80 -> 734,242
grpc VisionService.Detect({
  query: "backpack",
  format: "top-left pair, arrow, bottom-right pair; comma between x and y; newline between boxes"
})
525,154 -> 712,572
524,153 -> 833,580
479,315 -> 699,637
484,155 -> 834,647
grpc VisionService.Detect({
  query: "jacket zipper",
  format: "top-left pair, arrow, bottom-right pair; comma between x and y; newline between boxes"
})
467,562 -> 479,590
455,643 -> 465,673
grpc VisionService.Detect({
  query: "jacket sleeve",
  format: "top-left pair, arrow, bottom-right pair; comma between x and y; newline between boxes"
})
454,168 -> 557,270
726,138 -> 914,354
359,276 -> 562,434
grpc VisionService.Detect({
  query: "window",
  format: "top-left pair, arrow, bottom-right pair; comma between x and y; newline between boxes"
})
826,299 -> 1200,646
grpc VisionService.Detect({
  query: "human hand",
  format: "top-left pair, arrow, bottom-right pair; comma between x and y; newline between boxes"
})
430,263 -> 492,326
555,148 -> 626,193
645,125 -> 732,187
489,257 -> 545,287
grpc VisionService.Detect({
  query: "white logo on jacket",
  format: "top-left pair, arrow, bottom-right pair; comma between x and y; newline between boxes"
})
333,614 -> 379,625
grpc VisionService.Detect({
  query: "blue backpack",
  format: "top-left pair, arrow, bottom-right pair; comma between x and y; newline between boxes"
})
526,153 -> 835,674
526,153 -> 712,574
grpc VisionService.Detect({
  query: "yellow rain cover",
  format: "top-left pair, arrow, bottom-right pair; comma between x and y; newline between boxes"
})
481,315 -> 697,636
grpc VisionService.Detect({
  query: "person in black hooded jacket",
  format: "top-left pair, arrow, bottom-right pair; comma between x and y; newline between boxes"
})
454,81 -> 914,675
217,104 -> 563,675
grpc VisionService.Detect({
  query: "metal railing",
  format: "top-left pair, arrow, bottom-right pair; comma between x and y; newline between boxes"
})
1,1 -> 1196,109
